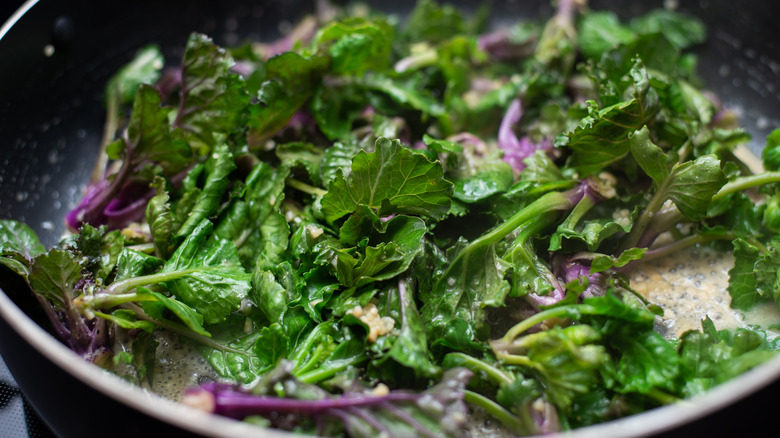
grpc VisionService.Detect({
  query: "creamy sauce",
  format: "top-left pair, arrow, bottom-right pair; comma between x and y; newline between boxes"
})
629,146 -> 780,339
150,332 -> 218,401
631,245 -> 744,338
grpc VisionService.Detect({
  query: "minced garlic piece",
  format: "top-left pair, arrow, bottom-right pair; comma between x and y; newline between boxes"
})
307,224 -> 324,239
595,172 -> 617,199
612,208 -> 631,228
372,383 -> 390,396
349,303 -> 395,342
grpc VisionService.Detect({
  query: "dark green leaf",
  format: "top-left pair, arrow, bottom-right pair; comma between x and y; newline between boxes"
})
371,279 -> 440,379
162,219 -> 251,324
176,33 -> 250,152
105,45 -> 164,105
559,61 -> 659,176
629,10 -> 706,50
577,12 -> 635,61
315,17 -> 394,75
247,52 -> 329,147
146,177 -> 174,259
664,155 -> 726,221
28,248 -> 83,308
762,128 -> 780,171
0,219 -> 46,277
139,287 -> 211,336
175,144 -> 236,240
321,137 -> 453,222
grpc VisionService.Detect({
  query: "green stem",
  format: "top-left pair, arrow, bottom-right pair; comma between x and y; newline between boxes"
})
622,179 -> 670,250
494,351 -> 536,368
294,343 -> 331,376
92,89 -> 120,182
556,194 -> 597,235
77,291 -> 157,312
285,177 -> 327,197
640,231 -> 736,263
295,354 -> 368,384
105,266 -> 211,295
289,323 -> 335,364
463,391 -> 523,435
121,303 -> 245,354
645,388 -> 680,405
126,243 -> 156,254
712,171 -> 780,201
394,48 -> 438,73
498,304 -> 582,345
445,353 -> 514,386
446,191 -> 571,277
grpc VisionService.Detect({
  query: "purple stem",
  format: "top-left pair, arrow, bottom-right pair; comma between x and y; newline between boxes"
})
477,29 -> 535,61
186,383 -> 423,419
498,99 -> 535,172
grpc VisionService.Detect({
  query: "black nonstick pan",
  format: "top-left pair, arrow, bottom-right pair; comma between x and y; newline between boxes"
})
1,1 -> 779,437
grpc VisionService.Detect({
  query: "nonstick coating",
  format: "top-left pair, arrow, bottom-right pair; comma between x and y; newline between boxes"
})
1,1 -> 779,437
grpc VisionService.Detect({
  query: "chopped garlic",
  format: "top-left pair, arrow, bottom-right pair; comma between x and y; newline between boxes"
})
595,172 -> 617,199
612,208 -> 631,228
372,383 -> 390,396
349,303 -> 395,342
307,225 -> 324,239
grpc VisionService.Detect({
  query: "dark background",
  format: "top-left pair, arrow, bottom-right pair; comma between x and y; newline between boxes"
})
1,2 -> 57,436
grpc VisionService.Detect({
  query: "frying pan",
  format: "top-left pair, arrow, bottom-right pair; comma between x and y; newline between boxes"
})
1,0 -> 779,437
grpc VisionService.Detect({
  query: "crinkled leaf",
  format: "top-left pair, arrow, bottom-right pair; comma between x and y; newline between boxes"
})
404,0 -> 468,43
114,248 -> 165,282
176,33 -> 250,151
727,238 -> 765,310
754,238 -> 780,309
629,10 -> 706,50
275,142 -> 325,186
322,207 -> 428,289
200,315 -> 267,384
75,224 -> 125,283
321,137 -> 453,222
421,238 -> 510,341
611,326 -> 680,394
214,161 -> 290,270
361,73 -> 446,118
558,61 -> 659,176
518,325 -> 609,411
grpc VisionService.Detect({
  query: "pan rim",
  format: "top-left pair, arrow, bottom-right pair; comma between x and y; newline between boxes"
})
4,282 -> 780,438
